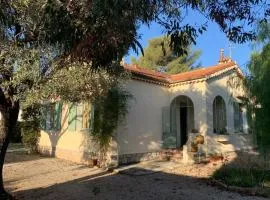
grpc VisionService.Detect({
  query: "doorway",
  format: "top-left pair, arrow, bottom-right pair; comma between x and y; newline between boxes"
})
170,95 -> 194,148
180,107 -> 188,146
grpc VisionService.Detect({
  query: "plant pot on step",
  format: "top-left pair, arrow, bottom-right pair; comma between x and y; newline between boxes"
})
195,135 -> 204,145
92,158 -> 98,166
191,142 -> 198,152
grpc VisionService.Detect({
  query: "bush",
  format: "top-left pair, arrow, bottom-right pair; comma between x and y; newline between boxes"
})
21,121 -> 40,153
213,167 -> 270,188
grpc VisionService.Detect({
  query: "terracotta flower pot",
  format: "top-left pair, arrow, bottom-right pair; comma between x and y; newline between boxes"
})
195,135 -> 204,144
191,143 -> 198,152
92,158 -> 98,166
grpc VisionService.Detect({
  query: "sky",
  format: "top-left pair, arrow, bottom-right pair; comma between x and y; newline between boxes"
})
126,11 -> 256,74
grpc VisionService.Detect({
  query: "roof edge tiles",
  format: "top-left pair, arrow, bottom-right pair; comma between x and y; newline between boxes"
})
124,60 -> 241,85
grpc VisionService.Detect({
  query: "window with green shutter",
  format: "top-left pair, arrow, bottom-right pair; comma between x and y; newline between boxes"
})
68,103 -> 77,131
162,106 -> 176,148
54,102 -> 63,130
41,102 -> 62,131
45,104 -> 55,130
40,106 -> 47,130
76,104 -> 83,130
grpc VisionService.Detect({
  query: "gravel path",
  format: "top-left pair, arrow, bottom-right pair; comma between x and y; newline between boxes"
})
4,152 -> 267,200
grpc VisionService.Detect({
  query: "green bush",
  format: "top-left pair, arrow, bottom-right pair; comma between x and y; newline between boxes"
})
213,167 -> 270,188
21,121 -> 40,152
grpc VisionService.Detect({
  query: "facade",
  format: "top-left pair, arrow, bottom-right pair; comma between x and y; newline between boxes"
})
38,56 -> 254,166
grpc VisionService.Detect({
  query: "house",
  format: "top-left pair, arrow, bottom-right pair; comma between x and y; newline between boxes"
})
38,51 -> 254,166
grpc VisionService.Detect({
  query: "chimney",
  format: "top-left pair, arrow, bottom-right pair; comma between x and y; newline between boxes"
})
120,57 -> 125,66
219,48 -> 225,63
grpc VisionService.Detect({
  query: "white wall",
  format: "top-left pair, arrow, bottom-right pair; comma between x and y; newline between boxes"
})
206,70 -> 247,135
118,70 -> 250,156
117,79 -> 208,155
116,79 -> 170,155
169,81 -> 207,136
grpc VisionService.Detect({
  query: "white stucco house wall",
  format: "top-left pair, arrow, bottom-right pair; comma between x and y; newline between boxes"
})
38,55 -> 254,166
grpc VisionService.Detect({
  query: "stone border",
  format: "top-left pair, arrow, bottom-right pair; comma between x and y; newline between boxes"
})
210,178 -> 268,198
118,149 -> 184,164
118,152 -> 164,164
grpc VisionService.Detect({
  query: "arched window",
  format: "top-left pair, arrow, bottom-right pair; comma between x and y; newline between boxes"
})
213,96 -> 227,134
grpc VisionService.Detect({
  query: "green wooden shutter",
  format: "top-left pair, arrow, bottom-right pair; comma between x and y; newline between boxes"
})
46,104 -> 53,130
54,102 -> 63,130
40,106 -> 47,130
68,103 -> 77,131
76,104 -> 83,130
162,107 -> 176,148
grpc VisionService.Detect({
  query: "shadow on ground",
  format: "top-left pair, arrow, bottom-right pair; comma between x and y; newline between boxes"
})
5,152 -> 46,164
7,151 -> 269,200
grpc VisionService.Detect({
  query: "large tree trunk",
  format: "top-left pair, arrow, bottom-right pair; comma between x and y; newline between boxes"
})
0,102 -> 19,199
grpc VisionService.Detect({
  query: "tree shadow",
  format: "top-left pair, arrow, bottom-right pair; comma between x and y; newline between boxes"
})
4,152 -> 46,164
39,103 -> 72,158
10,151 -> 269,200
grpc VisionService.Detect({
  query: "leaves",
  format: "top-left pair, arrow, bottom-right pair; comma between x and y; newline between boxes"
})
247,22 -> 270,150
131,36 -> 201,74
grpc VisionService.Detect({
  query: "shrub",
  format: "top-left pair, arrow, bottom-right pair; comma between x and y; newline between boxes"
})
213,167 -> 269,188
92,87 -> 131,164
21,121 -> 40,153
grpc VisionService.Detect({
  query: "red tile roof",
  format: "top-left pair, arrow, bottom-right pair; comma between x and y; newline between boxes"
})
124,61 -> 238,84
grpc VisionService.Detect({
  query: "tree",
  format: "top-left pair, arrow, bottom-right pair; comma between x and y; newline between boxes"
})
1,0 -> 269,69
131,36 -> 201,74
0,44 -> 128,198
0,0 -> 269,198
247,22 -> 270,153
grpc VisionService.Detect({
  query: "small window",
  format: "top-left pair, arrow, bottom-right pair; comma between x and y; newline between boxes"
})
213,96 -> 227,134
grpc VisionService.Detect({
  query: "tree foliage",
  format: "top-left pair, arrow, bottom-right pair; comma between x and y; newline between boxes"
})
131,36 -> 201,74
92,87 -> 132,160
1,0 -> 269,71
247,22 -> 270,152
0,0 -> 269,197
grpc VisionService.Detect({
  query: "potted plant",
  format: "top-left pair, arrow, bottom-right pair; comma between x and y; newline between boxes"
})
191,142 -> 198,152
89,152 -> 98,166
195,135 -> 204,144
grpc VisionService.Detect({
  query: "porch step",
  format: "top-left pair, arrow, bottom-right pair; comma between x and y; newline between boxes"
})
161,149 -> 183,161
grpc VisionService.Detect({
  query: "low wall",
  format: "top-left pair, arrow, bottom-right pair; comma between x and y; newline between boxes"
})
38,145 -> 96,166
38,130 -> 118,167
118,152 -> 163,164
206,133 -> 254,155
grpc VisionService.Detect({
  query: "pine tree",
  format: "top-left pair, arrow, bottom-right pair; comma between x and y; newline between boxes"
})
131,36 -> 201,74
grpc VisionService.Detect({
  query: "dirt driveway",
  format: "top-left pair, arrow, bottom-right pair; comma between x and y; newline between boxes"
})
4,152 -> 267,200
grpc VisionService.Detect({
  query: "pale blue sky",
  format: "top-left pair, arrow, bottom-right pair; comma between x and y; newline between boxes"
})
126,11 -> 255,74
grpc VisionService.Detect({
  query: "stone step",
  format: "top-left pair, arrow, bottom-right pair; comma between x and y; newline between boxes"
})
160,149 -> 183,161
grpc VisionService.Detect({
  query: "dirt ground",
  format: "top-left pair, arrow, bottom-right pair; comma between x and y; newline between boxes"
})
4,152 -> 268,200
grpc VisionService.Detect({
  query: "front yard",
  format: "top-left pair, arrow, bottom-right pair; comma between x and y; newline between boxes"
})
4,149 -> 268,200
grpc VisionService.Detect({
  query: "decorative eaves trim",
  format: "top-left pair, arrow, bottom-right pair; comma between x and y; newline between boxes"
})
129,64 -> 244,87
